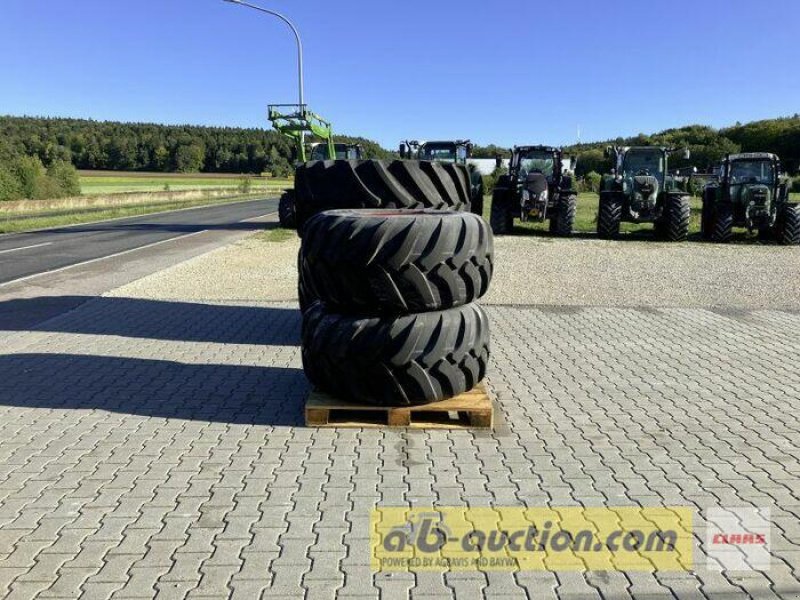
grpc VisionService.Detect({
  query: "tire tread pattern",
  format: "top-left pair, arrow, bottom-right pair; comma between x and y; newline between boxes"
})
301,210 -> 493,313
295,160 -> 471,228
302,302 -> 490,406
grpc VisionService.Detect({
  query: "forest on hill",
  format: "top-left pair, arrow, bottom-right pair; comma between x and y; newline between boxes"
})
0,116 -> 391,178
2,114 -> 799,201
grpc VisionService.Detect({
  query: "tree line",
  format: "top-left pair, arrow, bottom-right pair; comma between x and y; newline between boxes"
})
0,115 -> 391,177
2,114 -> 799,202
472,115 -> 800,185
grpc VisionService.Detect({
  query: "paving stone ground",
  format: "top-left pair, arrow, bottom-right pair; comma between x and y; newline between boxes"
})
1,254 -> 800,598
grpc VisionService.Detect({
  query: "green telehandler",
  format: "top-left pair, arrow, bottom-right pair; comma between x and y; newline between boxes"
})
269,104 -> 363,229
399,139 -> 485,216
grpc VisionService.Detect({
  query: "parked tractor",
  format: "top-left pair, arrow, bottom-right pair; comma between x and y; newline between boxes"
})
700,153 -> 799,244
597,146 -> 691,241
399,140 -> 485,216
489,146 -> 577,236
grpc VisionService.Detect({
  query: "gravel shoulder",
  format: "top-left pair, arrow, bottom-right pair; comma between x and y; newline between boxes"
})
108,229 -> 800,310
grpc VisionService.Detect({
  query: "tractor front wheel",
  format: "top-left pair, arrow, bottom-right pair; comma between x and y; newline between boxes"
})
490,189 -> 514,234
597,196 -> 622,239
779,204 -> 800,245
664,194 -> 691,242
278,191 -> 296,230
700,195 -> 715,240
711,203 -> 734,243
551,194 -> 577,237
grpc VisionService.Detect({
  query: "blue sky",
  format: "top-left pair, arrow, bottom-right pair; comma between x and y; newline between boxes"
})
1,0 -> 798,149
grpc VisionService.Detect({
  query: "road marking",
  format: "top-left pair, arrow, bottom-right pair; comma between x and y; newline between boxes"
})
0,196 -> 279,239
0,231 -> 207,289
0,209 -> 279,289
0,242 -> 53,255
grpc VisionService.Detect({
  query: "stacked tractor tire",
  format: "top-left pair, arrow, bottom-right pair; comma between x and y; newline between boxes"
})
296,159 -> 493,407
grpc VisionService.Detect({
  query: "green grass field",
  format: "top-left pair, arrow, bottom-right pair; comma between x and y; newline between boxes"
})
0,194 -> 268,234
78,171 -> 291,195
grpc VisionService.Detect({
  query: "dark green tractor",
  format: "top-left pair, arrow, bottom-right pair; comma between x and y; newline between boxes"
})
701,152 -> 799,244
598,146 -> 691,241
489,145 -> 577,236
399,139 -> 485,216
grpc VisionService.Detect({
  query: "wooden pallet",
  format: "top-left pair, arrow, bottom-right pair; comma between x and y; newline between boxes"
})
305,383 -> 493,429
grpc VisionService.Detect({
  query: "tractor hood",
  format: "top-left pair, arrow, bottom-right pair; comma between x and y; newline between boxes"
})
627,175 -> 659,214
733,183 -> 771,206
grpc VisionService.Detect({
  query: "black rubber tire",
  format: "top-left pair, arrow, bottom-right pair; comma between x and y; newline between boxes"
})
551,194 -> 577,237
664,194 -> 691,242
297,250 -> 315,313
597,194 -> 622,239
700,194 -> 714,240
779,204 -> 800,245
712,203 -> 733,243
300,209 -> 493,314
294,160 -> 471,229
302,302 -> 490,407
490,188 -> 514,234
278,190 -> 296,229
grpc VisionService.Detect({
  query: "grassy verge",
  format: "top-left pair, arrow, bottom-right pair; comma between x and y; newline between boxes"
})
0,194 -> 269,234
254,227 -> 296,243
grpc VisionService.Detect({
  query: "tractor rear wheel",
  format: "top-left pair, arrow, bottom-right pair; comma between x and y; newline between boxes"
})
300,209 -> 493,314
302,302 -> 490,407
779,204 -> 800,245
490,189 -> 514,234
294,160 -> 471,229
551,194 -> 577,237
278,190 -> 296,229
711,203 -> 734,243
597,195 -> 622,239
664,194 -> 691,242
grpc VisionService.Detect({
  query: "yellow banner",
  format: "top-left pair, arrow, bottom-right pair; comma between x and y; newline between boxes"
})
371,507 -> 693,572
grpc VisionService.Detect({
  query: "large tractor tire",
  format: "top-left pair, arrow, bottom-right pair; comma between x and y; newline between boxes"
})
297,250 -> 315,313
550,194 -> 577,237
664,194 -> 691,242
302,302 -> 490,407
597,194 -> 622,239
301,209 -> 493,314
779,204 -> 800,245
294,160 -> 471,229
490,188 -> 514,234
700,193 -> 715,240
711,203 -> 734,243
278,190 -> 296,229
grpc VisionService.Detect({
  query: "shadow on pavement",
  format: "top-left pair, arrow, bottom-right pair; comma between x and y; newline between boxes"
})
0,296 -> 301,345
0,353 -> 308,427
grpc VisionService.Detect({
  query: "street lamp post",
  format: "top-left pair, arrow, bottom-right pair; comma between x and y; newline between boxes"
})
222,0 -> 305,111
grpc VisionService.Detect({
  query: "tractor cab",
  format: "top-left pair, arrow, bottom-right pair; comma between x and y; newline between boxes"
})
310,142 -> 363,161
399,140 -> 474,164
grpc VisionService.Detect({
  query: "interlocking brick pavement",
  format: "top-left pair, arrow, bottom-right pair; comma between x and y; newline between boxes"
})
1,296 -> 799,599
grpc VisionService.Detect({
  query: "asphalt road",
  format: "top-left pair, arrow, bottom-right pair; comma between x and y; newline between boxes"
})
0,198 -> 278,285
